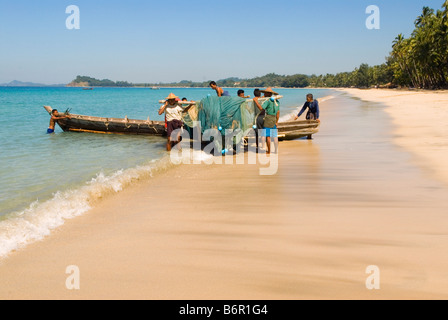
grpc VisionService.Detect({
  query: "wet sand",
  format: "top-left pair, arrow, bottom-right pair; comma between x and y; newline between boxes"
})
339,88 -> 448,187
1,92 -> 448,300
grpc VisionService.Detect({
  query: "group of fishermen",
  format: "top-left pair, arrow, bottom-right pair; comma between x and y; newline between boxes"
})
47,82 -> 320,154
158,82 -> 320,153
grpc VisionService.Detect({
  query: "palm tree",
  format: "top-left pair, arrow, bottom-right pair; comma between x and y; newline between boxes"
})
391,34 -> 417,87
441,1 -> 448,86
389,3 -> 448,89
415,6 -> 434,27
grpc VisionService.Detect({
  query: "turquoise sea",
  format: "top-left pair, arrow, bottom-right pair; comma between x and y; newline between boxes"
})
0,86 -> 332,258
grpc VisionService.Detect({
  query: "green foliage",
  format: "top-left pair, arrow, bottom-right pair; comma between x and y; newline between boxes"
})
307,63 -> 393,88
389,1 -> 448,88
233,73 -> 309,88
72,76 -> 132,87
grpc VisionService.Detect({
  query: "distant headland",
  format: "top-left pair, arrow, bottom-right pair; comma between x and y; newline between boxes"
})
0,80 -> 67,87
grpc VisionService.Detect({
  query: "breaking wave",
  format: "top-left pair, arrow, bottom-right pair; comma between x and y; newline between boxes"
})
0,156 -> 174,260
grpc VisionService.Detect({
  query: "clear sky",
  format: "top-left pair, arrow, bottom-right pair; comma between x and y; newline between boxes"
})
0,0 -> 444,84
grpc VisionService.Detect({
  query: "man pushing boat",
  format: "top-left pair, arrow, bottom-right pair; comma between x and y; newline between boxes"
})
295,94 -> 320,122
47,109 -> 71,134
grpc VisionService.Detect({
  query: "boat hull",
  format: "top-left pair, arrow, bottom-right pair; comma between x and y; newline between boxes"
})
44,106 -> 319,139
57,116 -> 166,136
277,120 -> 320,140
44,106 -> 166,136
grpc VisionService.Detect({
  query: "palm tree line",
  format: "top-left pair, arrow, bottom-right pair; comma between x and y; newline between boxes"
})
311,1 -> 447,89
387,1 -> 447,89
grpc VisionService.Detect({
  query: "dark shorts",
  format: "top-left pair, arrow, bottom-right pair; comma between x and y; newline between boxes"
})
47,128 -> 55,134
306,112 -> 317,120
166,120 -> 183,141
256,112 -> 265,130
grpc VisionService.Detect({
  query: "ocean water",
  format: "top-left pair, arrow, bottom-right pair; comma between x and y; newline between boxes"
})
0,86 -> 332,258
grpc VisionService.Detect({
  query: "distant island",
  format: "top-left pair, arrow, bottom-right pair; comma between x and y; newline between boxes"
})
65,67 -> 397,90
67,74 -> 312,89
0,80 -> 67,87
67,76 -> 133,88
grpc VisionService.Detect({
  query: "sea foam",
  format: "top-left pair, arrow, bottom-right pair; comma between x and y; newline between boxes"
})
0,156 -> 173,260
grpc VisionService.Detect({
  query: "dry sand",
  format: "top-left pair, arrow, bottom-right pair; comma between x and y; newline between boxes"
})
339,88 -> 448,187
1,91 -> 448,300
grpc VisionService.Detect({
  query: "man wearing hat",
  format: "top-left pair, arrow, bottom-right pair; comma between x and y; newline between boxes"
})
260,88 -> 280,154
158,93 -> 185,151
260,87 -> 279,98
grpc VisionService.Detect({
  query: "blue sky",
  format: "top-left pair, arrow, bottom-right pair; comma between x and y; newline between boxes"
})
0,0 -> 444,84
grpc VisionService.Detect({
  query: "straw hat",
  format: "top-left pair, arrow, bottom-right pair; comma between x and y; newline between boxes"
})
166,93 -> 179,100
260,87 -> 279,95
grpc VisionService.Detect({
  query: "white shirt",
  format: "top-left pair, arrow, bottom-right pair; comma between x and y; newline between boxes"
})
165,104 -> 183,122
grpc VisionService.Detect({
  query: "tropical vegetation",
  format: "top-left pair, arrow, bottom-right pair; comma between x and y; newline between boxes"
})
389,1 -> 448,88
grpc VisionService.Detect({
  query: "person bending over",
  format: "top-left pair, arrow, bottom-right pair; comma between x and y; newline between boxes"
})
209,81 -> 230,97
47,109 -> 71,134
295,94 -> 320,122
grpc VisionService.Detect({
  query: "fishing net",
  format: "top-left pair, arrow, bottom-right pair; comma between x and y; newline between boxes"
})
182,96 -> 281,151
181,104 -> 198,128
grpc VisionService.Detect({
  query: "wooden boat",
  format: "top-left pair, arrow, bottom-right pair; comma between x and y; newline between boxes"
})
44,106 -> 166,136
43,106 -> 320,140
277,120 -> 320,141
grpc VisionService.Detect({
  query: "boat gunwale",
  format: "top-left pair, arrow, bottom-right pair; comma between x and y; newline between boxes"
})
44,106 -> 320,138
61,113 -> 165,126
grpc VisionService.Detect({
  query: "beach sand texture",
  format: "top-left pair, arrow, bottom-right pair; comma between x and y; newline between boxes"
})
1,90 -> 448,300
339,88 -> 448,187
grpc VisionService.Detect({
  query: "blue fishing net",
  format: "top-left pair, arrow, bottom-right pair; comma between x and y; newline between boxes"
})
183,95 -> 280,152
197,96 -> 243,131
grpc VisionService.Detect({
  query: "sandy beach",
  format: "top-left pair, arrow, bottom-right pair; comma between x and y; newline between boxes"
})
1,90 -> 448,300
339,89 -> 448,187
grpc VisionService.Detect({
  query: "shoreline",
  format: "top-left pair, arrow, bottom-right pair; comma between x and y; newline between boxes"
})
1,92 -> 448,299
337,88 -> 448,187
0,91 -> 335,261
